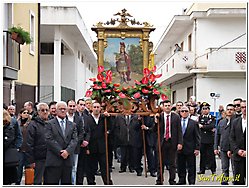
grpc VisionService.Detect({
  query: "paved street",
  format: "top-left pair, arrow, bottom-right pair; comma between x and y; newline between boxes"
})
92,155 -> 234,186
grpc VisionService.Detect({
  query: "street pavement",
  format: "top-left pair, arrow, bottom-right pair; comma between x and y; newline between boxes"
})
92,155 -> 234,186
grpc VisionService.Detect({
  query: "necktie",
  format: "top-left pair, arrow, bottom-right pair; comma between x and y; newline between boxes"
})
182,119 -> 186,135
60,120 -> 65,136
165,115 -> 170,140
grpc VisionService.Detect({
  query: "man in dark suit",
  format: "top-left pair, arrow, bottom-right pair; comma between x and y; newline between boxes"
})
233,98 -> 242,118
230,100 -> 246,185
141,115 -> 157,177
177,106 -> 200,185
84,99 -> 92,116
44,101 -> 78,185
85,101 -> 113,185
155,100 -> 183,185
66,100 -> 84,185
214,104 -> 235,185
197,102 -> 216,175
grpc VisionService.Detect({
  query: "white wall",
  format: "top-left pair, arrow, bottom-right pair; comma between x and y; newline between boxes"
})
171,78 -> 193,103
196,17 -> 246,56
61,55 -> 75,89
40,55 -> 54,85
196,75 -> 246,112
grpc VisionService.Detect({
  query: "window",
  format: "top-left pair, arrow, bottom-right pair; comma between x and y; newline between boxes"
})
172,91 -> 176,104
180,42 -> 184,51
41,43 -> 64,55
29,10 -> 35,55
81,55 -> 84,63
78,51 -> 80,59
187,86 -> 193,101
188,34 -> 192,51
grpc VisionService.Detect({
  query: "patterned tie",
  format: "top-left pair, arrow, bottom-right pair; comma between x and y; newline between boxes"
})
165,115 -> 170,140
60,120 -> 65,136
182,119 -> 186,135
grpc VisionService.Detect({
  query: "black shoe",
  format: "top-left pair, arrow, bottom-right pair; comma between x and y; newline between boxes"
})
95,170 -> 101,176
129,168 -> 135,173
197,171 -> 205,174
176,182 -> 186,185
137,172 -> 142,176
169,181 -> 176,185
155,182 -> 163,185
119,169 -> 126,173
150,172 -> 156,177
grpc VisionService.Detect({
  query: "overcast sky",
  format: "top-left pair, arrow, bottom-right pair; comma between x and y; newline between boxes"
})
42,1 -> 193,46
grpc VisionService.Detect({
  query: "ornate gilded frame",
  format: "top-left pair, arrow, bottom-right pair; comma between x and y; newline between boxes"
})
92,9 -> 155,69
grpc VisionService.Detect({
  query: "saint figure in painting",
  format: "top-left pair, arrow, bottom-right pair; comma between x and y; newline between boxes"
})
115,42 -> 131,83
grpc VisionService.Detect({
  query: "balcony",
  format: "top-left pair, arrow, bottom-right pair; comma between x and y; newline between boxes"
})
157,51 -> 195,84
192,48 -> 246,73
3,31 -> 20,80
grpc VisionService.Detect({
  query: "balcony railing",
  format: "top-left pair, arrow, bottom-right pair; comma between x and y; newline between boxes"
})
157,51 -> 195,83
195,47 -> 246,72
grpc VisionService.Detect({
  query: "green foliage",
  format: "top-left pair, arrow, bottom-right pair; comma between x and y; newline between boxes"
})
128,44 -> 143,73
9,26 -> 32,44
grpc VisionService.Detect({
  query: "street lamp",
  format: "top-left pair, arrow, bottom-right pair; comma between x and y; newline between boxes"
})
210,92 -> 220,126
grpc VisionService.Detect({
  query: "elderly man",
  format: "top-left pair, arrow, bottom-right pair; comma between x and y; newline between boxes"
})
24,101 -> 36,118
8,105 -> 17,118
27,102 -> 49,184
44,101 -> 78,185
177,106 -> 200,185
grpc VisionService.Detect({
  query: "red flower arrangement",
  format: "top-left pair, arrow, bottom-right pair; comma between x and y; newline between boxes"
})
85,66 -> 170,103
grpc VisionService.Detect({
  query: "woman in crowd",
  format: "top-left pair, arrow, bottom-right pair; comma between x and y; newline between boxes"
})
4,109 -> 18,184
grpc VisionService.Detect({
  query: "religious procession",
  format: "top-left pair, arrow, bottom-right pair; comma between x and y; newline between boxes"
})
3,2 -> 246,186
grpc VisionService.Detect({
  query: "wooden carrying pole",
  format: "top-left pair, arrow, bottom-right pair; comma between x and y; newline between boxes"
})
157,118 -> 163,184
104,117 -> 110,185
141,117 -> 147,178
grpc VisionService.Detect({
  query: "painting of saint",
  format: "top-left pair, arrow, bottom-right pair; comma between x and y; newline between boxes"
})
104,38 -> 143,86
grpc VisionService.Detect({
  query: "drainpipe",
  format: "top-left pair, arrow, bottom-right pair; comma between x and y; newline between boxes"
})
194,19 -> 197,68
37,3 -> 40,102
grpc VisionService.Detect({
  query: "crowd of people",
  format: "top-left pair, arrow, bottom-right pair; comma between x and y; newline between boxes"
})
3,96 -> 246,185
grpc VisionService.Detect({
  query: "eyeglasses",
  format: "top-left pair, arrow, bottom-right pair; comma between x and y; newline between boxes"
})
235,104 -> 241,107
40,109 -> 49,112
181,110 -> 189,113
93,106 -> 100,108
241,106 -> 246,109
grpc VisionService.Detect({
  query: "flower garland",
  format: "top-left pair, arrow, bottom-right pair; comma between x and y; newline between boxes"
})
85,66 -> 170,103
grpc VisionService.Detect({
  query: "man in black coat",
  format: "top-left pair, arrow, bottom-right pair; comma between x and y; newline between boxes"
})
197,102 -> 216,175
230,100 -> 246,185
85,101 -> 113,185
44,101 -> 78,185
27,102 -> 49,184
155,100 -> 183,185
141,115 -> 157,177
66,100 -> 84,185
176,106 -> 200,185
214,104 -> 235,185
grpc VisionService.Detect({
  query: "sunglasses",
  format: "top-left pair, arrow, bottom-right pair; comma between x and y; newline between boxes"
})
181,110 -> 189,113
93,106 -> 100,108
241,106 -> 246,109
22,111 -> 28,114
202,107 -> 208,110
235,104 -> 241,107
40,109 -> 49,112
79,104 -> 85,106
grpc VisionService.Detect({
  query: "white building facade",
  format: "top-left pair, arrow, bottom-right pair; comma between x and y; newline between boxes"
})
40,6 -> 97,103
154,3 -> 246,113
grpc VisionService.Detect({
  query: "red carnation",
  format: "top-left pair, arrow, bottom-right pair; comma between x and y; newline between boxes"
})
106,75 -> 112,83
114,83 -> 120,87
97,74 -> 104,81
142,88 -> 149,94
89,78 -> 96,82
119,92 -> 126,98
98,66 -> 104,73
143,68 -> 150,76
149,74 -> 156,82
106,70 -> 112,77
141,77 -> 149,84
85,90 -> 92,97
134,80 -> 141,85
161,94 -> 168,100
153,89 -> 160,95
134,92 -> 141,98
